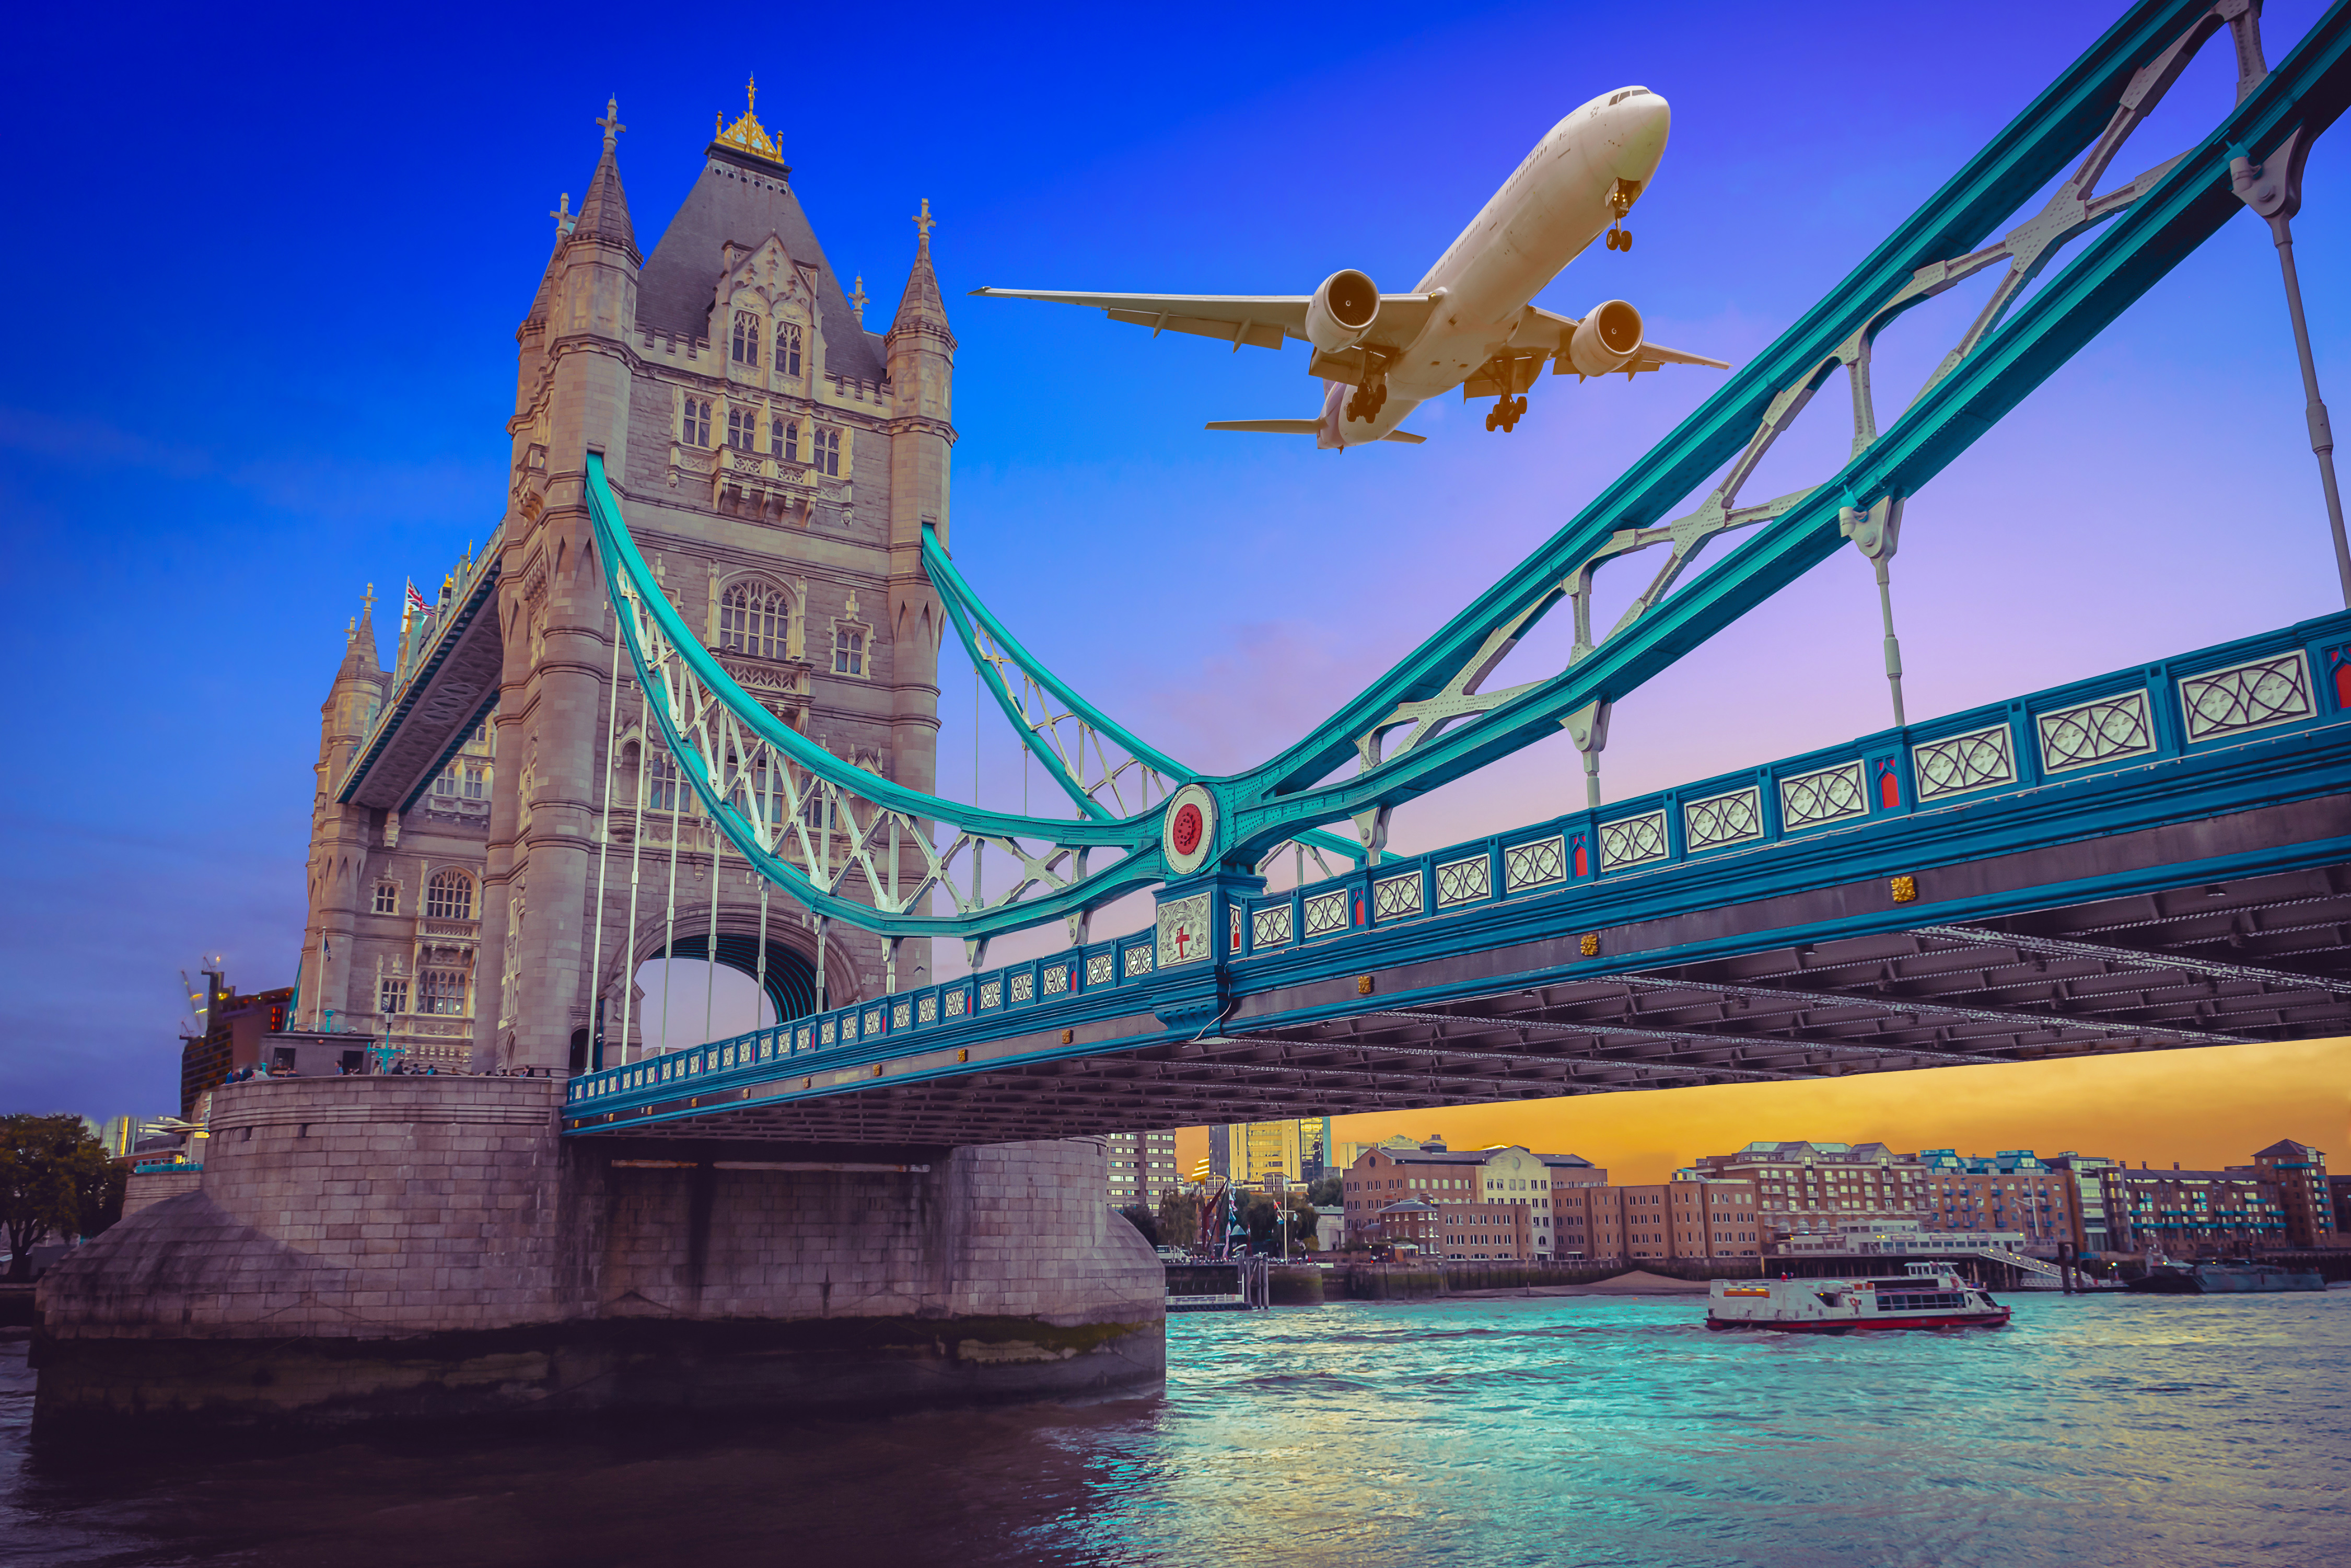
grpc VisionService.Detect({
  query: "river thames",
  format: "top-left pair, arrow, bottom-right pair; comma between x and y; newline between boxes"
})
4,1289 -> 2344,1567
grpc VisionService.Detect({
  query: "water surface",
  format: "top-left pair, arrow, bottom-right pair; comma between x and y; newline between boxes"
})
4,1291 -> 2344,1567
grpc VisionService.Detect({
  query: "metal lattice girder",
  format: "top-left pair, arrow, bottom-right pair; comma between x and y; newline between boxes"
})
921,527 -> 1363,868
1222,0 -> 2351,856
1916,924 -> 2351,996
588,0 -> 2351,944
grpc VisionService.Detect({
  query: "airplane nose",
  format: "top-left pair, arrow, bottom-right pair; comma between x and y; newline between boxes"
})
1613,90 -> 1670,177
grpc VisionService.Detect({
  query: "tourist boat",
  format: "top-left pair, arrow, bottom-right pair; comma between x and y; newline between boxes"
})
1706,1265 -> 2010,1332
2124,1259 -> 2325,1294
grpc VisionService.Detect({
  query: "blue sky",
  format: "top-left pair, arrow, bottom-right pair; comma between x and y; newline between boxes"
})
2,1 -> 2342,1118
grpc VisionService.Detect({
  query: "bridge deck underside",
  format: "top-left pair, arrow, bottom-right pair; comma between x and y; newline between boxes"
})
580,851 -> 2349,1146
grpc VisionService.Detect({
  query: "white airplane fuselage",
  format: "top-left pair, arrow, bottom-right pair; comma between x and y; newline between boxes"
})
1318,87 -> 1671,448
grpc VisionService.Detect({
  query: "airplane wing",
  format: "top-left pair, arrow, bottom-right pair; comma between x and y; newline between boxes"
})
972,287 -> 1441,353
1205,419 -> 1426,444
1520,306 -> 1731,375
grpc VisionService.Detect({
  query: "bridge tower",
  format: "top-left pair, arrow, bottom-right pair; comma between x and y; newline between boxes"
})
300,89 -> 953,1073
475,90 -> 953,1071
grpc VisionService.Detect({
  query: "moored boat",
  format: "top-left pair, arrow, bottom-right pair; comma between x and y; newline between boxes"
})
1707,1265 -> 2010,1332
2125,1259 -> 2325,1294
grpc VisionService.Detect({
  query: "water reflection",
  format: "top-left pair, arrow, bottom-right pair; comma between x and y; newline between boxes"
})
4,1292 -> 2344,1567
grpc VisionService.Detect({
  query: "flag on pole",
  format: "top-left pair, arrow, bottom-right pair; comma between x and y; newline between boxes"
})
406,579 -> 432,617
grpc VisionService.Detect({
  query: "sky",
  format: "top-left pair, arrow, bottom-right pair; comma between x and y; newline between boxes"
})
1,1 -> 2344,1162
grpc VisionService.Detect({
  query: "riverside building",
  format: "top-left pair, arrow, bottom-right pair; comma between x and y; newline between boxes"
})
1340,1141 -> 1605,1259
1105,1129 -> 1180,1210
2249,1140 -> 2337,1248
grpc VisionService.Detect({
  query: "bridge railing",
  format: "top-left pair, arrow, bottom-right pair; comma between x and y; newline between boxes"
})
566,608 -> 2350,1116
1236,611 -> 2346,962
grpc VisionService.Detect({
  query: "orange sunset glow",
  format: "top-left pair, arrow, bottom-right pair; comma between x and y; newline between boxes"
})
1173,1035 -> 2350,1184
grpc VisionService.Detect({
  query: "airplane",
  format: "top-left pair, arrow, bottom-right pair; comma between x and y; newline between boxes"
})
972,87 -> 1728,448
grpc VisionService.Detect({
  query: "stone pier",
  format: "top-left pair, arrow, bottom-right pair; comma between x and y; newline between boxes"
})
33,1077 -> 1163,1434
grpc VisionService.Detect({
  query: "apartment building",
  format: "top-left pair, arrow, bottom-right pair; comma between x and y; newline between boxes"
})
2249,1140 -> 2336,1248
1915,1150 -> 2076,1249
1105,1130 -> 1182,1210
1341,1141 -> 1607,1260
2102,1164 -> 2289,1253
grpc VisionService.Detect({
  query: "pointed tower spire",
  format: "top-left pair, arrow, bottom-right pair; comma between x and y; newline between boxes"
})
570,97 -> 639,263
891,199 -> 949,332
337,584 -> 382,682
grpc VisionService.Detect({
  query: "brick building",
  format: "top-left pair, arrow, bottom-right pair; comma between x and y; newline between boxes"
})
1342,1142 -> 1761,1263
1341,1141 -> 1605,1260
2249,1140 -> 2336,1248
1693,1141 -> 2083,1253
2101,1164 -> 2288,1253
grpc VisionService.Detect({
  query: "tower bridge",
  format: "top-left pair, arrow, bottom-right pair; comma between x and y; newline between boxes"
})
36,0 -> 2351,1435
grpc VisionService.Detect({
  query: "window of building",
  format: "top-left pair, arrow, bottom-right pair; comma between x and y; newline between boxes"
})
425,869 -> 474,921
833,626 -> 865,677
434,765 -> 457,796
817,427 -> 841,477
730,310 -> 762,367
463,764 -> 487,800
379,977 -> 408,1015
682,398 -> 712,447
373,880 -> 399,914
720,581 -> 791,660
727,406 -> 757,451
775,323 -> 802,378
420,969 -> 467,1016
648,751 -> 683,814
773,417 -> 793,460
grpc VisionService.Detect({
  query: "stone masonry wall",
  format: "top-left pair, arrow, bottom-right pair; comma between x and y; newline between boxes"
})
37,1078 -> 1162,1430
586,1139 -> 1156,1326
42,1076 -> 565,1342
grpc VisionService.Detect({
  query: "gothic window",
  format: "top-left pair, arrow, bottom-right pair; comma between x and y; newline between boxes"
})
463,764 -> 487,800
425,869 -> 475,921
832,625 -> 865,677
420,969 -> 467,1016
719,580 -> 790,660
379,977 -> 408,1015
801,792 -> 837,830
434,765 -> 457,796
648,751 -> 683,814
817,427 -> 841,477
730,310 -> 762,366
681,398 -> 712,447
727,406 -> 756,451
780,420 -> 800,462
373,880 -> 399,914
775,323 -> 802,377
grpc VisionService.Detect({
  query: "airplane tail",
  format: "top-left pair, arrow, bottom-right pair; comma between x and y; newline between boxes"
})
1203,419 -> 1424,445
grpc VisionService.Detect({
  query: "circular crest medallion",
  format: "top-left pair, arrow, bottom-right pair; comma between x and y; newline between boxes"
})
1161,782 -> 1218,877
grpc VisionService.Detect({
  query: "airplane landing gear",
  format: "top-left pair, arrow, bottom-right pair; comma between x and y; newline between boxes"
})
1605,226 -> 1632,251
1346,378 -> 1390,423
1485,394 -> 1528,433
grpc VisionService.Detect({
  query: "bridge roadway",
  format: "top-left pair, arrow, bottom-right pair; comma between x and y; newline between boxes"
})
563,611 -> 2351,1146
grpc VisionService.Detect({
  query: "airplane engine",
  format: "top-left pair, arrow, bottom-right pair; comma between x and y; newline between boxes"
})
1566,299 -> 1644,376
1305,269 -> 1381,353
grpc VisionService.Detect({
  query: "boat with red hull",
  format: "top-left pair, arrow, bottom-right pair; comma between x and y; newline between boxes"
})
1707,1265 -> 2010,1332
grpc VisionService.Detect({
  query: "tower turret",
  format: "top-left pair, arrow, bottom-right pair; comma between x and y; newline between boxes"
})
300,589 -> 387,1027
883,201 -> 956,987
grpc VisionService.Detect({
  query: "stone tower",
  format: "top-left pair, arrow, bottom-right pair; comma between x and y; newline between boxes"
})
306,88 -> 952,1073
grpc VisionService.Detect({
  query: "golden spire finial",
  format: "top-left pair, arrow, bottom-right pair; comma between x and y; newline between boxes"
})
912,198 -> 936,250
715,74 -> 785,165
598,97 -> 625,153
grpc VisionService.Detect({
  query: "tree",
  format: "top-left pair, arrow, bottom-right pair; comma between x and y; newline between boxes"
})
1,1114 -> 116,1280
1306,1175 -> 1344,1209
1157,1189 -> 1202,1253
1118,1203 -> 1159,1247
